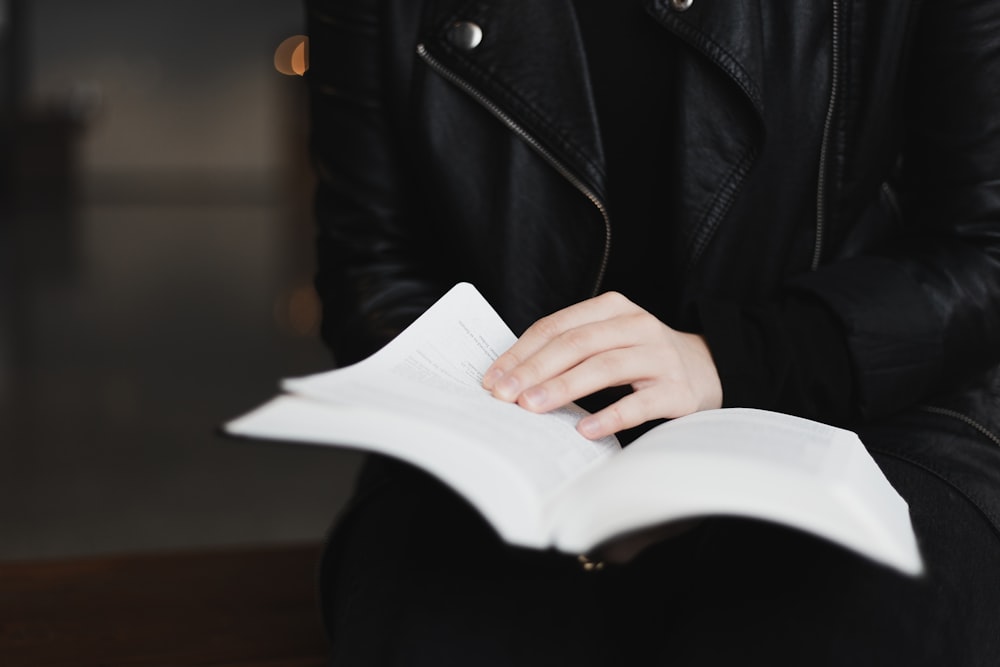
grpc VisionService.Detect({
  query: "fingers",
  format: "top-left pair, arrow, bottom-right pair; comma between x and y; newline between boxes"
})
576,380 -> 700,440
483,291 -> 637,392
483,292 -> 651,401
492,314 -> 656,405
481,292 -> 723,439
576,390 -> 650,439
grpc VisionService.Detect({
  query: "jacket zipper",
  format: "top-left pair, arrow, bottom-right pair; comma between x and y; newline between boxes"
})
919,406 -> 1000,448
809,10 -> 999,453
416,43 -> 612,297
812,0 -> 842,270
811,12 -> 1000,452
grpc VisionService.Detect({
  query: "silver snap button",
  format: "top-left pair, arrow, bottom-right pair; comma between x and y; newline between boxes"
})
671,0 -> 694,11
448,21 -> 483,50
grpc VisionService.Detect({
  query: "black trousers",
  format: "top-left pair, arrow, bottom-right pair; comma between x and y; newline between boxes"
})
319,420 -> 1000,666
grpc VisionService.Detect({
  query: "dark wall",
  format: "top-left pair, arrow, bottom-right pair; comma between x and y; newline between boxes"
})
0,1 -> 361,561
26,0 -> 304,177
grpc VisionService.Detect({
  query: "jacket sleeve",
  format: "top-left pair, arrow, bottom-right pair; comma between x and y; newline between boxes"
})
699,294 -> 857,425
707,0 -> 1000,423
306,0 -> 447,366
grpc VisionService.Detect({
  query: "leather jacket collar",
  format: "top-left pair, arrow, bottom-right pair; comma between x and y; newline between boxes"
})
418,0 -> 769,209
416,0 -> 801,284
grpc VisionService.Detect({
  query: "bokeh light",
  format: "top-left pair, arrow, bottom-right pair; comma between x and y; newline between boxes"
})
274,35 -> 309,76
274,284 -> 321,337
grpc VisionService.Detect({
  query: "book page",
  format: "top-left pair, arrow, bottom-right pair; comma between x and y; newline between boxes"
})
547,408 -> 922,575
226,395 -> 553,546
279,283 -> 620,543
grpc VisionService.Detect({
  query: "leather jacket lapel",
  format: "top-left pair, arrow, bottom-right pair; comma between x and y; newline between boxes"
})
417,0 -> 607,201
646,0 -> 765,121
417,0 -> 770,276
643,0 -> 767,272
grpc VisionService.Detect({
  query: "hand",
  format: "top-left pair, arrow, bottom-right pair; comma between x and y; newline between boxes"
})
482,292 -> 723,439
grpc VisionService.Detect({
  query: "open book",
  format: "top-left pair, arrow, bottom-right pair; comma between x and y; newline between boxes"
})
225,283 -> 923,576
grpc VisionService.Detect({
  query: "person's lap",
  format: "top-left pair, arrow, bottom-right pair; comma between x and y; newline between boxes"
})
320,422 -> 1000,666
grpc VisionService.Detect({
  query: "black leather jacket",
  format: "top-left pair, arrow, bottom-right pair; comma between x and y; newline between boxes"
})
306,0 -> 1000,517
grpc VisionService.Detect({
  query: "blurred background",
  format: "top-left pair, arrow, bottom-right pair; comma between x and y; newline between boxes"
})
0,0 -> 362,560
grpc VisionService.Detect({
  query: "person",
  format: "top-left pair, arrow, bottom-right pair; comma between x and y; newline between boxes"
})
304,1 -> 1000,664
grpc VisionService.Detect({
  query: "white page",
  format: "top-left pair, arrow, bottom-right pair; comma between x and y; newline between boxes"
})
225,394 -> 554,546
547,409 -> 923,576
279,283 -> 620,538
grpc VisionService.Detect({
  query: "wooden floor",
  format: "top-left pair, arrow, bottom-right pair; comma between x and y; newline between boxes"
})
0,543 -> 329,667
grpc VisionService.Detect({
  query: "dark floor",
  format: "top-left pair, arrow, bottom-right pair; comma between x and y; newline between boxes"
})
0,182 -> 363,561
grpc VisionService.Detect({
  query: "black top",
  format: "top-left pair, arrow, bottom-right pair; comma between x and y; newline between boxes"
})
573,1 -> 674,314
572,2 -> 855,428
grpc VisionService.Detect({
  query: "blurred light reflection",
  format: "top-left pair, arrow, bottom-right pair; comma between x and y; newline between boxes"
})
274,35 -> 308,76
274,284 -> 321,337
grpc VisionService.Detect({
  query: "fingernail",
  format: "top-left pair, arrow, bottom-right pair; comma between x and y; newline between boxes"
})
495,375 -> 520,401
522,386 -> 547,410
482,367 -> 504,389
578,417 -> 601,439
